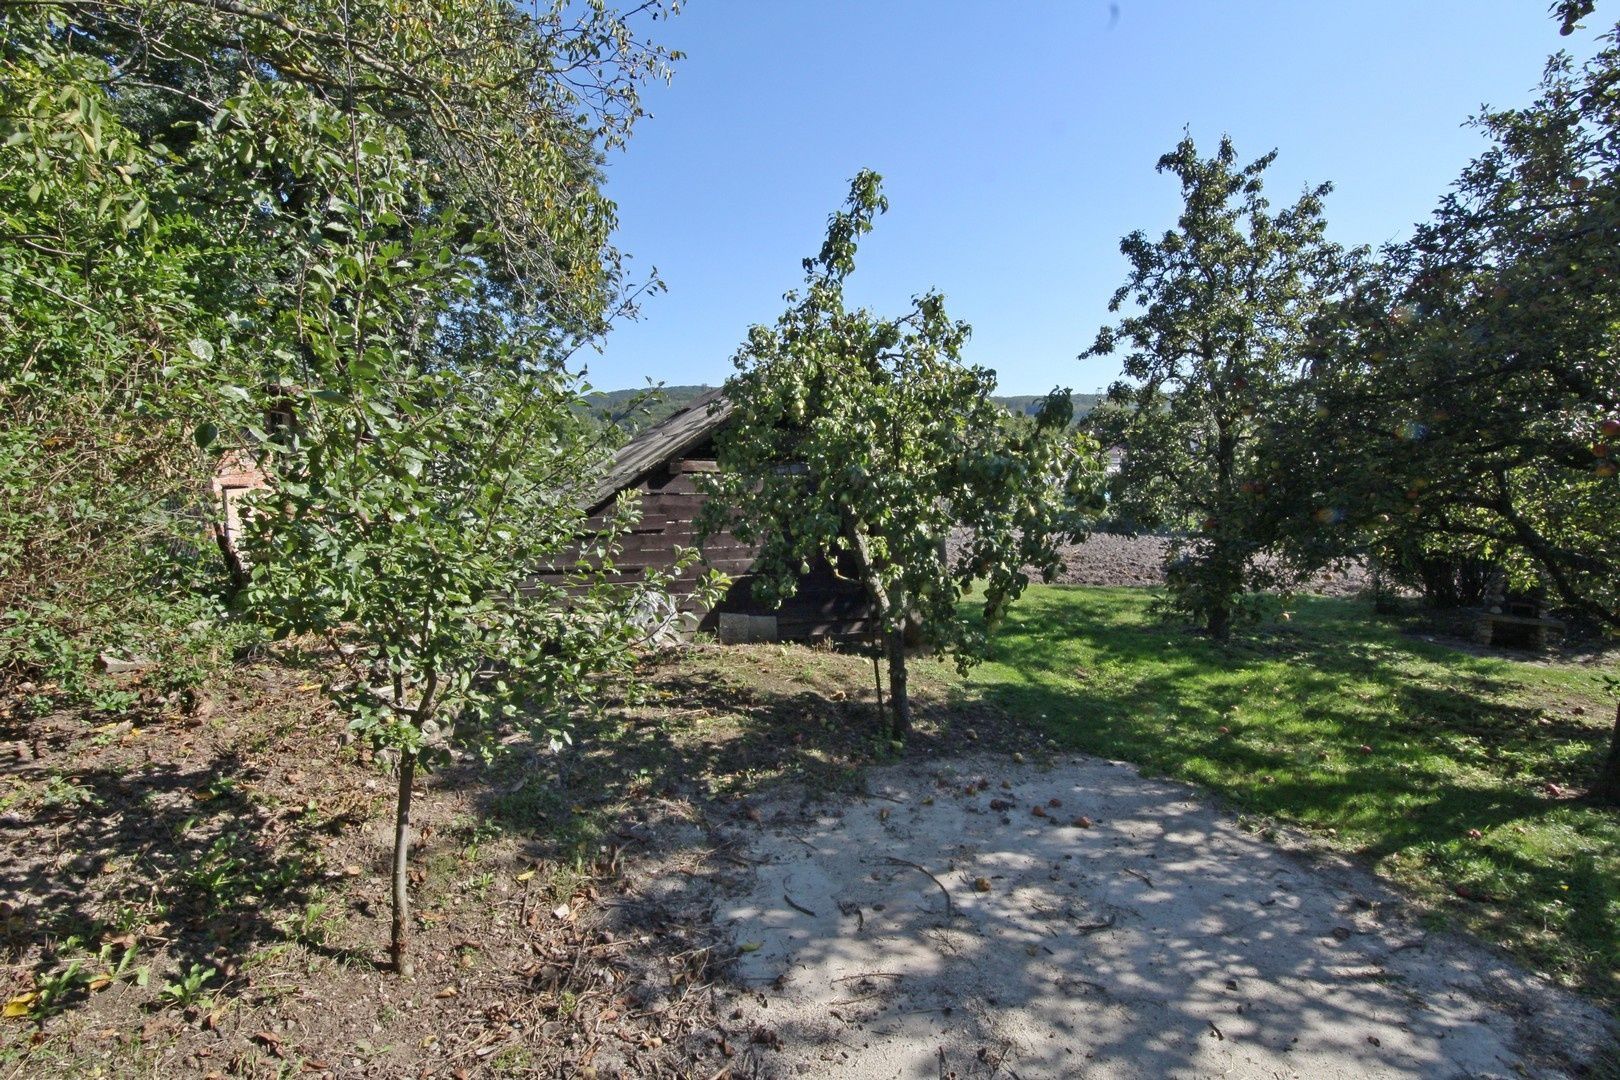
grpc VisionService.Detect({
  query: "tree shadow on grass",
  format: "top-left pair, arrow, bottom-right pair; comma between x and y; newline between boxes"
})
955,586 -> 1620,1000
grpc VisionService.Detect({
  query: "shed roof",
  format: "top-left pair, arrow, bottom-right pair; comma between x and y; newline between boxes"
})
585,387 -> 732,511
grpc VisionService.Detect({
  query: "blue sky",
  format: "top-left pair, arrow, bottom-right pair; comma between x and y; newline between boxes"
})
584,1 -> 1605,396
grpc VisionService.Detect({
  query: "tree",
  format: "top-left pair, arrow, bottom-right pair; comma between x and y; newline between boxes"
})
2,0 -> 679,688
1284,41 -> 1620,796
4,0 -> 685,970
1555,0 -> 1598,35
198,2 -> 683,970
0,6 -> 245,689
702,171 -> 1101,739
1084,136 -> 1357,640
236,274 -> 684,974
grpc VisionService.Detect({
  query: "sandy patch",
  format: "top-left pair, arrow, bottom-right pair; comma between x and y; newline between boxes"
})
679,754 -> 1610,1079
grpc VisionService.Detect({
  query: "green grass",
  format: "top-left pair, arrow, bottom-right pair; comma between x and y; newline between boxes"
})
964,585 -> 1620,1002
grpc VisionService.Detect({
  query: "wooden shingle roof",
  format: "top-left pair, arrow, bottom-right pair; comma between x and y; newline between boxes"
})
585,387 -> 733,511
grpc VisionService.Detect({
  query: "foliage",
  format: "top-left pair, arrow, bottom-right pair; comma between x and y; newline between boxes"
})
156,964 -> 216,1012
1,0 -> 679,695
6,0 -> 684,973
703,171 -> 1101,737
3,938 -> 147,1021
1266,37 -> 1620,796
0,8 -> 244,687
967,585 -> 1620,1002
1085,136 -> 1359,639
1555,0 -> 1598,36
1285,44 -> 1620,637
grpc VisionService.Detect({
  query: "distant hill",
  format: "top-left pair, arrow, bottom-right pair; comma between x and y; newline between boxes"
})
582,385 -> 713,430
993,393 -> 1106,419
585,385 -> 1104,431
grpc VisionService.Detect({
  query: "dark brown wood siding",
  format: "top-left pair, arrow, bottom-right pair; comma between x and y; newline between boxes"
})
537,428 -> 875,643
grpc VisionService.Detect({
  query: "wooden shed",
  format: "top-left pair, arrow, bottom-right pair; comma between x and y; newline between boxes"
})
575,388 -> 875,644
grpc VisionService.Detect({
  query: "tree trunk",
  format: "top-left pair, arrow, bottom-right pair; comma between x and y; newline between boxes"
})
391,748 -> 418,976
885,628 -> 911,741
1207,603 -> 1231,642
1591,703 -> 1620,805
871,633 -> 885,725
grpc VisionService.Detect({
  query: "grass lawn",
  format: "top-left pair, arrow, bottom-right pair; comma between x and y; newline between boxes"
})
961,585 -> 1620,1003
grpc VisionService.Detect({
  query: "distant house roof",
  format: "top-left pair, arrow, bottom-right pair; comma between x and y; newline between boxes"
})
585,386 -> 733,511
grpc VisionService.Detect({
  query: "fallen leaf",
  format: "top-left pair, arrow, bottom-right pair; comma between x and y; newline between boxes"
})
973,877 -> 992,892
738,941 -> 763,953
1072,816 -> 1094,828
435,986 -> 457,999
516,869 -> 536,883
4,991 -> 38,1018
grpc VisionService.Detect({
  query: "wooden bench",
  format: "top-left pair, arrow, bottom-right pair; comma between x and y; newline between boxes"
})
1472,611 -> 1565,650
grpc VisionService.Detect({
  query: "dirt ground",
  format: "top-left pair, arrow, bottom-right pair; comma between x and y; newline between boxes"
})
666,755 -> 1612,1079
951,530 -> 1375,597
2,642 -> 1612,1078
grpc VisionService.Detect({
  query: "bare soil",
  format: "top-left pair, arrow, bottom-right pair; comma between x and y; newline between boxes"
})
697,755 -> 1612,1078
1,642 -> 1610,1078
0,644 -> 1033,1078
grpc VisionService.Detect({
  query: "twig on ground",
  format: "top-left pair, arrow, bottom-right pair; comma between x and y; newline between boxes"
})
987,1037 -> 1015,1077
783,893 -> 817,918
1123,867 -> 1154,888
1075,914 -> 1117,935
885,856 -> 956,917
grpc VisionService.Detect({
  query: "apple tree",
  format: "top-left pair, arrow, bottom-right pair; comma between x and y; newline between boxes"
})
702,171 -> 1101,739
1084,136 -> 1360,640
167,0 -> 687,972
1282,38 -> 1620,795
